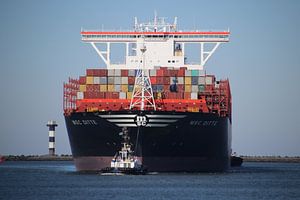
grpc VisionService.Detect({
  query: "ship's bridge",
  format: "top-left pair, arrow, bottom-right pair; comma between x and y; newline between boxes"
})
81,16 -> 230,70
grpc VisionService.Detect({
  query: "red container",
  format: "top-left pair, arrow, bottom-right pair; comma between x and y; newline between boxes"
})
112,92 -> 119,99
177,84 -> 184,92
163,91 -> 169,99
184,92 -> 191,100
106,92 -> 120,99
150,77 -> 157,84
163,85 -> 169,91
169,70 -> 178,77
156,69 -> 164,77
177,92 -> 184,99
105,92 -> 113,99
86,69 -> 94,76
163,77 -> 170,84
99,69 -> 108,76
97,92 -> 105,98
178,68 -> 186,76
92,69 -> 99,76
162,69 -> 170,76
156,77 -> 164,84
86,85 -> 100,92
79,76 -> 86,84
128,77 -> 135,84
84,91 -> 96,99
121,70 -> 128,76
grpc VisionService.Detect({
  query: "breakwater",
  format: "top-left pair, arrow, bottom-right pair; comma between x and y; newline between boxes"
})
3,155 -> 73,161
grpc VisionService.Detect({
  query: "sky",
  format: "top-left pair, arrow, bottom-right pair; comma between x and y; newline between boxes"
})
0,0 -> 299,156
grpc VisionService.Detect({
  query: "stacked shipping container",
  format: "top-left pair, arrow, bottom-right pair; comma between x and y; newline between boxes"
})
77,67 -> 215,100
64,67 -> 230,116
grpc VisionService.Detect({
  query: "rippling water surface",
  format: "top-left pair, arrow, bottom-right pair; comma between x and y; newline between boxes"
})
0,161 -> 299,200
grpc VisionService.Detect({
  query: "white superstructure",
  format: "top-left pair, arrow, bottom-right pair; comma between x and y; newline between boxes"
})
81,16 -> 230,70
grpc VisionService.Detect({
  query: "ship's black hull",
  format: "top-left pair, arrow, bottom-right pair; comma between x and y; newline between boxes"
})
65,111 -> 232,172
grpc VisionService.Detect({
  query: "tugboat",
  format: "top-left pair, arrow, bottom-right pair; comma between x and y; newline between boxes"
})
230,152 -> 243,167
100,127 -> 147,175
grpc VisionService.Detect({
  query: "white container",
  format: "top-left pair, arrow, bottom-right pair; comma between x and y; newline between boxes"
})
128,69 -> 135,76
114,77 -> 121,85
108,77 -> 114,84
119,92 -> 126,99
199,77 -> 205,84
114,69 -> 121,76
185,70 -> 191,76
77,92 -> 84,100
206,76 -> 213,85
192,85 -> 198,92
150,69 -> 156,76
177,77 -> 184,84
121,77 -> 128,84
114,84 -> 121,92
199,70 -> 205,76
191,92 -> 198,99
108,69 -> 114,76
93,77 -> 100,84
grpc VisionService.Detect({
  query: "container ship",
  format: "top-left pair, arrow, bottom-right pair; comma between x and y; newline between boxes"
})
64,16 -> 231,172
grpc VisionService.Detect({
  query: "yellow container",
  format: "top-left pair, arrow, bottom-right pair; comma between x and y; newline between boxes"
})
185,85 -> 191,92
100,84 -> 107,92
121,85 -> 128,92
157,92 -> 162,98
86,76 -> 94,84
185,77 -> 191,85
187,107 -> 199,112
107,84 -> 114,92
79,85 -> 86,92
127,92 -> 132,99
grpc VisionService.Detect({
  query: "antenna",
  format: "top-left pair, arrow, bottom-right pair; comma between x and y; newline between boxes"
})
173,17 -> 177,31
134,17 -> 138,30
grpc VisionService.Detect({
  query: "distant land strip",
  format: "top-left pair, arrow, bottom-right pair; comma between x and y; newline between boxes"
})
1,155 -> 300,162
241,156 -> 300,163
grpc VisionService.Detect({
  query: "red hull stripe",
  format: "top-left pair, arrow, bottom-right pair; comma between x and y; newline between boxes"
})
81,31 -> 230,35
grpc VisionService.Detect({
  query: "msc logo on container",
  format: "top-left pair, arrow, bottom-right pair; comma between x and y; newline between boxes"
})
134,114 -> 149,127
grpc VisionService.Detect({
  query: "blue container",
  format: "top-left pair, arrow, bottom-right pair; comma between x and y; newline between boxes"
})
191,76 -> 198,85
99,77 -> 107,84
152,85 -> 158,92
157,85 -> 164,92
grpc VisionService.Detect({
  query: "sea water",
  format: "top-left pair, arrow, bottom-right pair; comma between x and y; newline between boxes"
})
0,161 -> 299,200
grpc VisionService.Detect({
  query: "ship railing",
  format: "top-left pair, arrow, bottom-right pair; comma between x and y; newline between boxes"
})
81,28 -> 229,33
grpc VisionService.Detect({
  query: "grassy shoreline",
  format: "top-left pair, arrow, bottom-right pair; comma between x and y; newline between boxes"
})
2,155 -> 300,163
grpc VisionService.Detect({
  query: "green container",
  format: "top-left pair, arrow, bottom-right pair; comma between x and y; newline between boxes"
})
128,85 -> 134,92
191,70 -> 199,76
198,85 -> 205,92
